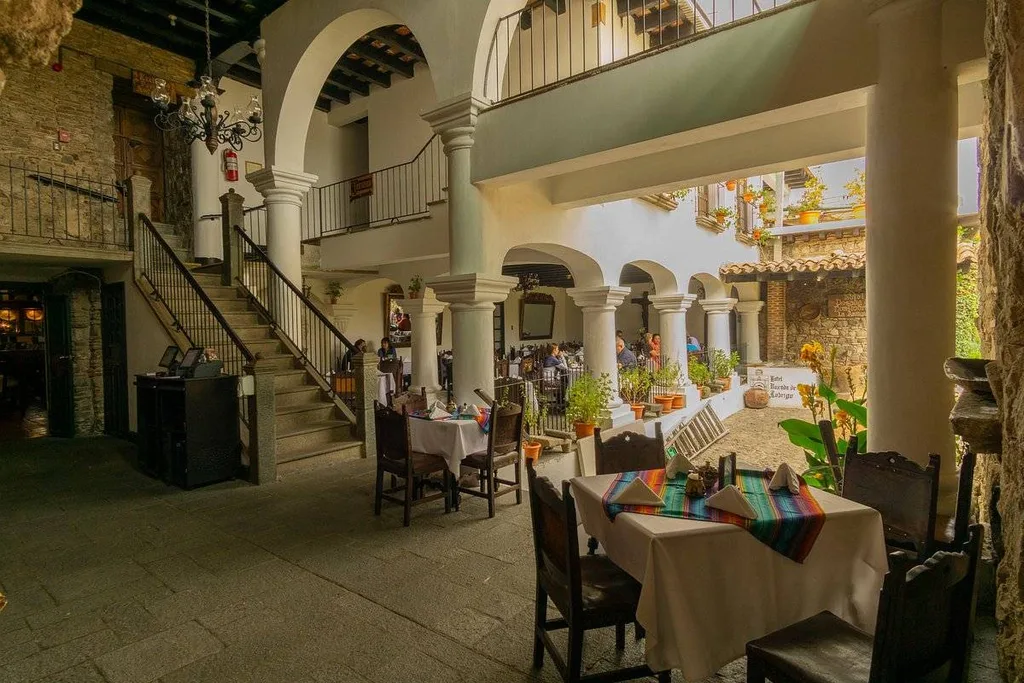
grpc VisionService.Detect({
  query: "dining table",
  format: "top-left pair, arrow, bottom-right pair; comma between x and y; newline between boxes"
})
408,416 -> 490,475
570,473 -> 889,681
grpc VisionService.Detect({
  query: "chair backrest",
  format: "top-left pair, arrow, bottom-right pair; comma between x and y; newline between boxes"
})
719,452 -> 737,487
953,448 -> 977,547
373,401 -> 411,471
526,460 -> 583,613
844,451 -> 940,556
818,420 -> 845,491
392,387 -> 427,414
870,525 -> 983,682
593,422 -> 665,475
488,401 -> 524,460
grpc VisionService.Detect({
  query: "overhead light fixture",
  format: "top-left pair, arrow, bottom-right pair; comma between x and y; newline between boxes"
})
151,0 -> 262,153
23,309 -> 43,322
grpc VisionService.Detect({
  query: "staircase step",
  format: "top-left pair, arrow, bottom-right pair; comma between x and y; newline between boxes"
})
276,439 -> 364,466
247,338 -> 285,355
221,311 -> 262,327
191,272 -> 224,287
275,403 -> 338,431
259,354 -> 298,372
199,284 -> 241,299
276,421 -> 354,456
275,384 -> 324,406
206,297 -> 252,313
230,324 -> 274,342
273,369 -> 313,390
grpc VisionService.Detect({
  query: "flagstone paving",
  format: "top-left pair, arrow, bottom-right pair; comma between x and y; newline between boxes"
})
0,429 -> 1002,683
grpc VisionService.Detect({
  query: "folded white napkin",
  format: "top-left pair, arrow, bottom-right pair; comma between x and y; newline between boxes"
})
769,462 -> 801,494
611,478 -> 664,507
666,452 -> 695,479
466,404 -> 482,417
430,400 -> 447,412
705,485 -> 757,519
427,405 -> 451,420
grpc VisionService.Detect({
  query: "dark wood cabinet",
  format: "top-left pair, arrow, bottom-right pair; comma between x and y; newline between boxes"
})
135,375 -> 239,489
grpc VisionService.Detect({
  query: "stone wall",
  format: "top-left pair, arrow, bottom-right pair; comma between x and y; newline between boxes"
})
781,230 -> 865,259
979,0 -> 1024,676
47,273 -> 104,437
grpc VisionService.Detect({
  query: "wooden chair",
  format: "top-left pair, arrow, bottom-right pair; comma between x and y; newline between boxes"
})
526,461 -> 671,683
746,524 -> 983,683
719,452 -> 737,488
594,422 -> 666,475
389,386 -> 428,414
843,451 -> 941,559
373,401 -> 450,527
459,401 -> 524,518
937,447 -> 977,551
378,357 -> 402,392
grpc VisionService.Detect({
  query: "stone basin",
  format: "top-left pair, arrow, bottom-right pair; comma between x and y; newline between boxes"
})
944,357 -> 995,395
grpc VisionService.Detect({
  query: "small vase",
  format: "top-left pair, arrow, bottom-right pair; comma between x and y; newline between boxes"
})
671,394 -> 684,410
574,422 -> 596,439
631,404 -> 645,420
685,472 -> 706,498
523,441 -> 543,461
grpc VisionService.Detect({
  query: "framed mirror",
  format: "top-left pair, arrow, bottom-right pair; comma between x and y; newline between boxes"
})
519,292 -> 555,340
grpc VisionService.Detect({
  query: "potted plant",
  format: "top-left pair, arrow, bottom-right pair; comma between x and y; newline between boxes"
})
712,206 -> 734,227
325,281 -> 343,304
408,275 -> 423,299
758,189 -> 777,226
742,186 -> 756,204
566,372 -> 612,438
724,179 -> 737,191
845,169 -> 866,219
790,175 -> 827,224
709,349 -> 735,391
688,357 -> 711,399
654,360 -> 684,409
522,401 -> 545,461
618,366 -> 652,420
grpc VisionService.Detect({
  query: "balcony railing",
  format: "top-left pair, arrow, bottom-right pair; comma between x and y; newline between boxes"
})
485,0 -> 796,103
0,161 -> 129,249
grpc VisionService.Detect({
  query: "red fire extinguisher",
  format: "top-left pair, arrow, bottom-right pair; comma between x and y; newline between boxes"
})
223,149 -> 238,182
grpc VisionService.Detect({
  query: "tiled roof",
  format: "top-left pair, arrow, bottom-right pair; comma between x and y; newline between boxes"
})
721,243 -> 978,280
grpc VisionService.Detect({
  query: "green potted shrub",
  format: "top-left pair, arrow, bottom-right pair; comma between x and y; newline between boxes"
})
618,366 -> 652,420
688,356 -> 712,399
789,175 -> 827,224
845,169 -> 866,218
709,349 -> 735,391
522,401 -> 545,460
654,360 -> 684,410
408,275 -> 423,299
566,372 -> 613,438
325,281 -> 343,304
712,206 -> 734,227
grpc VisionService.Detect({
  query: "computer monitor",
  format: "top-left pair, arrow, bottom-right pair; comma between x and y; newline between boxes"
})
158,345 -> 180,369
178,348 -> 204,377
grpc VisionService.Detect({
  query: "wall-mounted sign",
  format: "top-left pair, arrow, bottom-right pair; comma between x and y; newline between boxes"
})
747,366 -> 818,408
828,294 -> 865,318
350,173 -> 373,201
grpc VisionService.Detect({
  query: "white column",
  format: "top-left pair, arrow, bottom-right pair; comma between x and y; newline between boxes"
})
650,293 -> 697,382
735,300 -> 764,364
700,298 -> 737,357
866,0 -> 957,511
190,140 -> 222,261
400,292 -> 446,396
429,274 -> 515,406
568,286 -> 634,426
247,167 -> 317,287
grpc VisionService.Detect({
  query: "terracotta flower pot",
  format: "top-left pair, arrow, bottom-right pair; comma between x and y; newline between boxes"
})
631,404 -> 645,420
523,441 -> 543,461
725,180 -> 737,191
721,376 -> 732,391
798,210 -> 822,224
742,191 -> 755,203
715,214 -> 726,225
574,422 -> 596,439
655,395 -> 675,413
852,203 -> 866,219
408,290 -> 420,299
671,394 -> 685,410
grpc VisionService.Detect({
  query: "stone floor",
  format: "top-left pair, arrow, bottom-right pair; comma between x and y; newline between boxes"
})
0,414 -> 1004,683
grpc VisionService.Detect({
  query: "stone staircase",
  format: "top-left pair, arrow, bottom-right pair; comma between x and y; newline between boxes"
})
144,221 -> 364,468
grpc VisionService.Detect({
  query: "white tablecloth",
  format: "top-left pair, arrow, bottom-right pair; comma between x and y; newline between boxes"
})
571,475 -> 888,680
408,418 -> 489,474
378,372 -> 395,400
402,359 -> 412,377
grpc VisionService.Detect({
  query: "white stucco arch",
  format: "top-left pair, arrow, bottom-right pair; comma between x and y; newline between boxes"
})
503,242 -> 606,289
620,259 -> 679,295
688,272 -> 727,300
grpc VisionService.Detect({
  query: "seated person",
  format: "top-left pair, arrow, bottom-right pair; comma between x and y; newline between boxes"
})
650,333 -> 662,368
542,343 -> 568,371
338,338 -> 367,373
686,335 -> 702,353
378,337 -> 398,361
616,337 -> 637,369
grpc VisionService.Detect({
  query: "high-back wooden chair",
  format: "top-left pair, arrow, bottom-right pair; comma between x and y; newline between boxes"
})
459,401 -> 524,518
593,422 -> 665,475
373,401 -> 449,527
746,525 -> 983,683
378,357 -> 402,392
843,451 -> 941,559
389,386 -> 428,414
938,447 -> 977,551
526,461 -> 670,683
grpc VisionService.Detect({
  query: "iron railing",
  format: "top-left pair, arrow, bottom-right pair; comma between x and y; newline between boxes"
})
302,134 -> 446,241
0,161 -> 129,248
136,215 -> 255,382
231,226 -> 358,413
243,205 -> 267,247
485,0 -> 795,102
495,365 -> 587,434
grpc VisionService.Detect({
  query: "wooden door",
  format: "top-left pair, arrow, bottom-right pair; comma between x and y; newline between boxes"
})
114,105 -> 165,221
101,283 -> 129,438
44,294 -> 75,438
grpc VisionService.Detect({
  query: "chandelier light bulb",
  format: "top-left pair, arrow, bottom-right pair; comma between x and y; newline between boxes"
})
246,95 -> 263,123
151,79 -> 170,108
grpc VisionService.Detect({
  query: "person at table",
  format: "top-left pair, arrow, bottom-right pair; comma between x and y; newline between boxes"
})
650,333 -> 662,369
338,338 -> 367,373
378,337 -> 398,361
687,335 -> 702,353
640,332 -> 653,358
616,337 -> 637,369
542,343 -> 568,372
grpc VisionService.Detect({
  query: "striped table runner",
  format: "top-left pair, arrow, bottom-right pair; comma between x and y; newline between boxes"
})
602,468 -> 826,563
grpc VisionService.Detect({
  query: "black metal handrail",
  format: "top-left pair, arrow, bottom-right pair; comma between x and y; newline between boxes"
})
232,226 -> 357,408
302,134 -> 446,241
138,214 -> 255,378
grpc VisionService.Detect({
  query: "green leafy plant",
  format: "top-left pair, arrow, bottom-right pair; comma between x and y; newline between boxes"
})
408,275 -> 423,294
792,175 -> 827,213
712,206 -> 735,227
618,366 -> 653,405
708,349 -> 733,380
523,400 -> 547,441
670,187 -> 690,201
844,169 -> 866,205
652,359 -> 682,389
688,356 -> 711,387
325,281 -> 343,302
567,372 -> 613,425
956,266 -> 981,359
751,226 -> 774,247
729,351 -> 741,373
778,340 -> 869,492
757,188 -> 777,225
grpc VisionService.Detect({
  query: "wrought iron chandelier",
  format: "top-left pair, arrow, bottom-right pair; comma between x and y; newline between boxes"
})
150,0 -> 262,153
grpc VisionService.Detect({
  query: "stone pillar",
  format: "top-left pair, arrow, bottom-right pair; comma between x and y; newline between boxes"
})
650,293 -> 697,380
429,274 -> 515,406
245,361 -> 277,484
353,352 -> 379,457
127,175 -> 151,274
568,286 -> 634,426
219,190 -> 244,287
735,300 -> 765,364
700,298 -> 737,357
247,167 -> 317,287
191,139 -> 222,262
866,0 -> 957,510
400,291 -> 446,396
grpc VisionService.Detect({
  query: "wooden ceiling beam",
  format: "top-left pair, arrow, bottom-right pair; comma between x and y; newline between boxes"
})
130,0 -> 227,38
78,4 -> 197,53
335,59 -> 391,88
174,0 -> 240,24
347,43 -> 414,79
320,83 -> 351,105
367,29 -> 425,62
224,64 -> 262,89
327,69 -> 370,97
